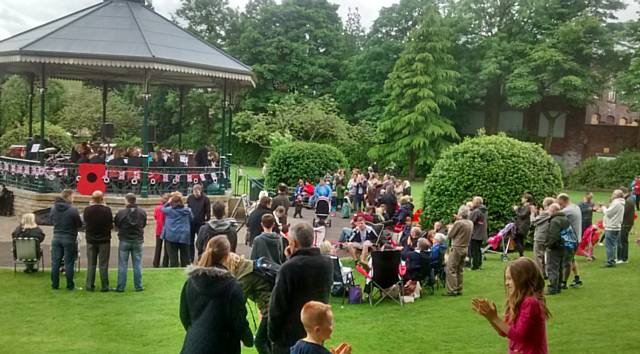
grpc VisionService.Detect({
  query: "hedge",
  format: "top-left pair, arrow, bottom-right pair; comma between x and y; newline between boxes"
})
566,151 -> 640,190
265,142 -> 348,189
422,134 -> 563,233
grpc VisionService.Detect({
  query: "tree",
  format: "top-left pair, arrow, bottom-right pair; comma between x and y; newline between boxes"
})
174,0 -> 240,50
506,14 -> 616,150
56,83 -> 142,140
372,6 -> 460,179
334,0 -> 432,121
232,0 -> 347,111
344,7 -> 365,56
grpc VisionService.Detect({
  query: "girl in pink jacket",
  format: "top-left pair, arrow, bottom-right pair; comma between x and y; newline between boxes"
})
472,258 -> 550,354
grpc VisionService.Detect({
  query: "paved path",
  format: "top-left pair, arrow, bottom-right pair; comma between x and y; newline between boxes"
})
0,208 -> 351,268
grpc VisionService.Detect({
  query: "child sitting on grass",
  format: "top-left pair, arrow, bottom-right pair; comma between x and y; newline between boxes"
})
290,301 -> 352,354
472,257 -> 550,354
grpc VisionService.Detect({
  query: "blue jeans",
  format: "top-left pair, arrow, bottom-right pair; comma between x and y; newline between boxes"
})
117,240 -> 143,291
339,228 -> 353,243
604,230 -> 619,266
51,238 -> 78,289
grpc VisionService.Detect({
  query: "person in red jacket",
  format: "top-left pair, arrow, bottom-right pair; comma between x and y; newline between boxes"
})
153,193 -> 170,268
472,257 -> 550,354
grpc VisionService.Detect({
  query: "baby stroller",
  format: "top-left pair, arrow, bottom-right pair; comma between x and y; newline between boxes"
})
313,196 -> 332,227
484,222 -> 516,262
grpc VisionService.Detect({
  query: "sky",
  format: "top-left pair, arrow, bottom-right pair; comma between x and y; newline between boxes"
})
0,0 -> 639,40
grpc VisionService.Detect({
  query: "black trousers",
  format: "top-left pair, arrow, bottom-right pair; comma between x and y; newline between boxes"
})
153,238 -> 169,268
470,239 -> 483,269
86,242 -> 110,291
271,343 -> 291,354
514,233 -> 526,257
189,223 -> 203,263
165,241 -> 189,267
255,316 -> 271,354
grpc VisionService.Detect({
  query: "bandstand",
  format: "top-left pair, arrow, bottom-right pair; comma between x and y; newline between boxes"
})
0,0 -> 254,201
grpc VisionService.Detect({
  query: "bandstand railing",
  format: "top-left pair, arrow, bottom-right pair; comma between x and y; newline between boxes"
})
0,156 -> 230,196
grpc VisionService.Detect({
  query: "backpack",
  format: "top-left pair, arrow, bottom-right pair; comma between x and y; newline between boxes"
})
560,226 -> 578,251
253,257 -> 280,289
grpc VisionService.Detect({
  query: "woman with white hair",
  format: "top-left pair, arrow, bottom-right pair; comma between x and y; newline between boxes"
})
11,213 -> 45,273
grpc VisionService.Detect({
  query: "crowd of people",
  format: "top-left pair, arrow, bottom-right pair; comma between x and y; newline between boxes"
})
9,167 -> 640,354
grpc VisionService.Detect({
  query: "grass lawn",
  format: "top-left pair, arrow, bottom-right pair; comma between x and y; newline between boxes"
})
2,226 -> 640,353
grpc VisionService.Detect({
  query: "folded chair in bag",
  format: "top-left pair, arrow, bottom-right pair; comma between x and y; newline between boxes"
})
13,238 -> 44,273
329,255 -> 356,305
368,250 -> 403,306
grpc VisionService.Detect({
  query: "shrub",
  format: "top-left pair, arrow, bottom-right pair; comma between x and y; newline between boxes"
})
265,142 -> 348,188
422,134 -> 563,233
0,123 -> 74,154
567,151 -> 640,189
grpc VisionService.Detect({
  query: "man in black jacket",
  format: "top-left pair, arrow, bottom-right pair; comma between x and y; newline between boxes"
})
197,201 -> 238,255
49,189 -> 83,290
114,193 -> 147,292
83,191 -> 113,292
187,184 -> 210,262
247,196 -> 272,246
268,222 -> 333,354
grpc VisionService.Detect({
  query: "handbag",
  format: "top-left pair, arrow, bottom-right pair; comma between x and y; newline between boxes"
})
348,285 -> 362,304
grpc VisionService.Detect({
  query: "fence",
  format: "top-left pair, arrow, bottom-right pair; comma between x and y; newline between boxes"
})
0,156 -> 230,196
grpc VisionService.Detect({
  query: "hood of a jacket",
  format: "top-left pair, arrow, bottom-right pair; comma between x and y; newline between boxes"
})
186,265 -> 235,296
54,197 -> 71,212
534,211 -> 551,226
258,232 -> 279,241
477,205 -> 487,214
233,257 -> 254,280
208,218 -> 234,233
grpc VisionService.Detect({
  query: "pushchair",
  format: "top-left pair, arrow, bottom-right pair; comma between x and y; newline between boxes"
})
313,196 -> 332,227
484,222 -> 516,262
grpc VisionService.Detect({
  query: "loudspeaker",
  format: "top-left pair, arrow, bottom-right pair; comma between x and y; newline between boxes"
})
101,123 -> 115,139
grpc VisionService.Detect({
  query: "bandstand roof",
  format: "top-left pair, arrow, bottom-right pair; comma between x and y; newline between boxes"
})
0,0 -> 254,88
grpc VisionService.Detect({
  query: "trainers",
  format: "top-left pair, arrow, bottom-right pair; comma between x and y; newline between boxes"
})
569,280 -> 582,288
616,260 -> 624,264
598,242 -> 604,246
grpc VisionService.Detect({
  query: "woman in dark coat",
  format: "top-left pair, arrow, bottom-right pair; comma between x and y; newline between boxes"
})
179,235 -> 253,354
514,193 -> 534,257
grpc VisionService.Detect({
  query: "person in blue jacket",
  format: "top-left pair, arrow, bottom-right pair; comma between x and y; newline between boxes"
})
311,178 -> 332,207
162,193 -> 193,267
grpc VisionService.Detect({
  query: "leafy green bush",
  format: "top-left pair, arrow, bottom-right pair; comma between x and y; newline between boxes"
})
422,134 -> 563,232
0,122 -> 74,154
265,142 -> 348,188
567,151 -> 640,189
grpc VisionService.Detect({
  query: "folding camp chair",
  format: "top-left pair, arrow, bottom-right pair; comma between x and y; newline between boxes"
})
368,250 -> 403,306
13,238 -> 44,273
329,255 -> 355,305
